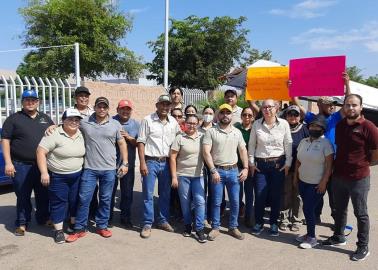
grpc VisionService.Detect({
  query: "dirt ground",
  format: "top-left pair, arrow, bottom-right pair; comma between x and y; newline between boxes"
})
0,168 -> 377,270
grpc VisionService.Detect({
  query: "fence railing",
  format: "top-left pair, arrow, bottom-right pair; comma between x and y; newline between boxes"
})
181,88 -> 209,107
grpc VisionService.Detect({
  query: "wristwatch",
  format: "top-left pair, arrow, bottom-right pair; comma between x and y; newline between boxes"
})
122,162 -> 129,167
210,167 -> 217,174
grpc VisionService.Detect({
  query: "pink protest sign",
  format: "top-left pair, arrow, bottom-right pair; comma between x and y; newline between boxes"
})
289,56 -> 346,97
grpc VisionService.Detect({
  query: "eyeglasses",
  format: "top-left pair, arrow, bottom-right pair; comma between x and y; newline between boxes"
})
186,122 -> 198,126
172,115 -> 183,119
262,105 -> 275,110
242,113 -> 253,118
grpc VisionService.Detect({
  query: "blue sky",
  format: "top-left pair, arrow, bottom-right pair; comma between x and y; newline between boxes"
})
1,0 -> 377,77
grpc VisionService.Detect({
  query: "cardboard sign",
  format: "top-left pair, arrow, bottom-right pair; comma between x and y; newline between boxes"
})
245,66 -> 290,100
289,56 -> 346,97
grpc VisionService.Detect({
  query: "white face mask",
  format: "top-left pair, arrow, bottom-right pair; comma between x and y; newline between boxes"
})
203,114 -> 214,123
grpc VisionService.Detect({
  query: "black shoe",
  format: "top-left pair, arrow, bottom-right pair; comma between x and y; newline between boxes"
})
183,224 -> 192,237
66,223 -> 75,234
54,230 -> 66,244
195,229 -> 207,243
322,235 -> 346,246
351,246 -> 370,261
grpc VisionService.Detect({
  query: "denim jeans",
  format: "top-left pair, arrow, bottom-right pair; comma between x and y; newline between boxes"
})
333,176 -> 370,248
111,167 -> 135,220
75,169 -> 116,230
48,171 -> 81,224
298,180 -> 323,238
254,157 -> 285,225
211,167 -> 240,229
315,175 -> 335,220
178,176 -> 205,231
12,161 -> 49,226
142,160 -> 171,226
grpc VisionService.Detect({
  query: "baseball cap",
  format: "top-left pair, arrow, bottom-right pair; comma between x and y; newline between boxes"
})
95,97 -> 109,107
309,115 -> 327,130
156,94 -> 171,104
286,105 -> 300,114
22,89 -> 38,100
218,103 -> 233,112
74,86 -> 91,96
62,108 -> 83,120
318,96 -> 337,105
117,99 -> 134,109
224,89 -> 237,97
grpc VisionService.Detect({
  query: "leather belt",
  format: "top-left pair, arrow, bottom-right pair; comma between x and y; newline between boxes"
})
255,155 -> 284,162
215,164 -> 238,170
145,156 -> 167,162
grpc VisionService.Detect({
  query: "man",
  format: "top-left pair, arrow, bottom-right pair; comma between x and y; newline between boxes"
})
74,86 -> 94,117
110,99 -> 140,227
66,97 -> 128,242
224,89 -> 243,124
322,94 -> 378,261
2,89 -> 54,236
203,104 -> 249,241
138,94 -> 180,239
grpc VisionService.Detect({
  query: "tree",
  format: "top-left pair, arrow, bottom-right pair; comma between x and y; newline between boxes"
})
147,15 -> 250,90
346,66 -> 364,83
241,48 -> 272,67
17,0 -> 143,79
364,75 -> 378,88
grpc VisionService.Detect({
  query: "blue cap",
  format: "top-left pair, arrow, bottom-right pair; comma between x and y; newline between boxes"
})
22,89 -> 39,100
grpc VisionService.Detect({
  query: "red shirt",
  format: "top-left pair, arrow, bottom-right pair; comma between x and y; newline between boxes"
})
334,116 -> 378,180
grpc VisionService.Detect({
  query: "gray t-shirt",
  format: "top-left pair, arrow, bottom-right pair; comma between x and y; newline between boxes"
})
80,114 -> 122,170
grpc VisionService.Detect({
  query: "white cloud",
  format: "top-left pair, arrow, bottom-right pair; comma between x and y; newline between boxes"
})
269,0 -> 338,19
128,7 -> 149,15
291,21 -> 378,52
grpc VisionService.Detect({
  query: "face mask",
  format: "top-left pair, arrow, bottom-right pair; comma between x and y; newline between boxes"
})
309,129 -> 323,139
203,114 -> 214,123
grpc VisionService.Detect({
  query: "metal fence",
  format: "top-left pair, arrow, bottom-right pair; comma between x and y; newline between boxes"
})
0,75 -> 74,126
182,88 -> 209,107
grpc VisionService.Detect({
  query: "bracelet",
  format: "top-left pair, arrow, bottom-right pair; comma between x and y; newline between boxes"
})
210,167 -> 217,174
122,162 -> 129,167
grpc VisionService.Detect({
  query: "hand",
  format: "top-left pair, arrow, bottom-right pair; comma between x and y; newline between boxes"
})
45,125 -> 57,136
239,168 -> 248,182
41,172 -> 50,187
249,165 -> 260,177
342,72 -> 350,85
120,130 -> 130,140
117,165 -> 129,177
140,162 -> 148,176
211,171 -> 220,184
287,79 -> 292,88
171,176 -> 178,189
316,180 -> 327,194
279,165 -> 290,176
5,163 -> 16,177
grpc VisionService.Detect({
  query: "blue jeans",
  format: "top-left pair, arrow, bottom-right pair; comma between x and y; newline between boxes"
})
111,167 -> 135,220
75,169 -> 116,230
12,161 -> 49,226
254,157 -> 285,225
211,167 -> 240,229
298,180 -> 324,238
48,171 -> 81,224
142,160 -> 171,226
178,176 -> 205,231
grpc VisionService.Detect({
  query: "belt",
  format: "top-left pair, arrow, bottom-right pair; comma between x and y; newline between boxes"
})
145,156 -> 167,162
255,156 -> 284,162
215,164 -> 238,170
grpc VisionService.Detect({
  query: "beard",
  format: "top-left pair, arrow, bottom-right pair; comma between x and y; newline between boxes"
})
346,113 -> 360,120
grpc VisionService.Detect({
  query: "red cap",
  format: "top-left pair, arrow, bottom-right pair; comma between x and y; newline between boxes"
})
117,99 -> 134,109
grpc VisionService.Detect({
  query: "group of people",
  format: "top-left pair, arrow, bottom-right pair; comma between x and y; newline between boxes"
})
2,73 -> 378,261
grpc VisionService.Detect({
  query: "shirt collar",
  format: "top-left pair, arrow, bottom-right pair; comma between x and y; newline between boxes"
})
152,112 -> 171,122
58,125 -> 81,139
261,117 -> 280,125
89,113 -> 110,124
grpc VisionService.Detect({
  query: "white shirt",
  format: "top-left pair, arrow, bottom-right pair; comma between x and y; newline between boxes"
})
137,112 -> 180,157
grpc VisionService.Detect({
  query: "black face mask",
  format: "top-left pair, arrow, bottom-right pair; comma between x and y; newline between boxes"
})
309,130 -> 323,139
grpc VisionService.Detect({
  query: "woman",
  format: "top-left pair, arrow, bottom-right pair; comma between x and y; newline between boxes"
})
184,104 -> 198,117
199,105 -> 215,134
169,86 -> 184,110
170,115 -> 206,243
234,107 -> 254,227
36,108 -> 85,244
294,115 -> 333,249
279,105 -> 309,232
248,99 -> 293,237
171,108 -> 186,132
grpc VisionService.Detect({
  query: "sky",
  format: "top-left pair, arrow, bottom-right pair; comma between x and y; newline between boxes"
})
1,0 -> 377,77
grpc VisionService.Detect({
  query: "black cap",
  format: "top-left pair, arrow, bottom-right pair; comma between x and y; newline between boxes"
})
75,86 -> 91,96
309,115 -> 327,130
95,97 -> 109,107
224,89 -> 237,97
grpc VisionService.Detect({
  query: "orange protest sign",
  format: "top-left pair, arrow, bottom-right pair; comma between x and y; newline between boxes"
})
245,66 -> 290,101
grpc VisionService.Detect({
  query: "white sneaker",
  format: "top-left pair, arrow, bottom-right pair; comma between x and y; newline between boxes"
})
295,234 -> 307,243
299,237 -> 318,249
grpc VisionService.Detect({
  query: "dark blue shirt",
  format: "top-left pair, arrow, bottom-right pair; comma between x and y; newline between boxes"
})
290,123 -> 309,172
113,115 -> 140,168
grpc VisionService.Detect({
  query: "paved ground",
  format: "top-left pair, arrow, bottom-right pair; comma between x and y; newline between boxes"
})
0,168 -> 377,270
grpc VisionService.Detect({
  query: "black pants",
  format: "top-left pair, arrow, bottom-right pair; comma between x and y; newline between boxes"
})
333,176 -> 370,248
315,176 -> 335,220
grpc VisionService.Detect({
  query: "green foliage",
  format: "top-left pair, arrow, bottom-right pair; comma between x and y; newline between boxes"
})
241,48 -> 272,67
196,91 -> 249,112
147,15 -> 250,91
346,66 -> 364,83
17,0 -> 143,79
364,75 -> 378,88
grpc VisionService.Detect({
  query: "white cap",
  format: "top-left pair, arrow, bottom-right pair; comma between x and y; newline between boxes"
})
62,108 -> 83,120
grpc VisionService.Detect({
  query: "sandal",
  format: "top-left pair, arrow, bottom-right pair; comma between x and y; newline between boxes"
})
279,223 -> 288,231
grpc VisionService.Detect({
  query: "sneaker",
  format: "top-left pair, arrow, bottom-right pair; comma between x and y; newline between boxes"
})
66,230 -> 87,243
66,223 -> 75,234
54,230 -> 66,244
140,225 -> 152,239
290,223 -> 300,232
251,224 -> 264,235
322,235 -> 347,246
96,228 -> 112,238
299,237 -> 318,249
228,228 -> 244,240
204,220 -> 211,229
157,223 -> 174,233
14,226 -> 26,236
269,224 -> 279,237
207,229 -> 220,241
195,229 -> 207,243
183,224 -> 192,237
279,223 -> 288,231
295,234 -> 307,243
351,246 -> 370,261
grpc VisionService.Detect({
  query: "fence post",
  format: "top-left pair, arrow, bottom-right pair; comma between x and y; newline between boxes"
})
51,78 -> 59,124
65,79 -> 72,108
1,75 -> 10,118
9,76 -> 17,113
45,78 -> 53,121
38,77 -> 46,113
58,79 -> 66,111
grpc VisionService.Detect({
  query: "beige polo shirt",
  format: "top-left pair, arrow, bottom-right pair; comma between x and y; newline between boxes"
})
39,126 -> 85,174
203,125 -> 245,166
297,137 -> 334,184
171,132 -> 204,177
231,105 -> 243,125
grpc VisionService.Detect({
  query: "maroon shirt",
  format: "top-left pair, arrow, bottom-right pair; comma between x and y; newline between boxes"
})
334,116 -> 378,180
